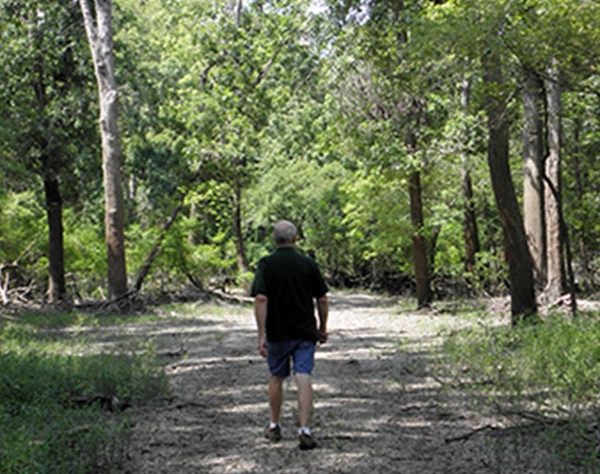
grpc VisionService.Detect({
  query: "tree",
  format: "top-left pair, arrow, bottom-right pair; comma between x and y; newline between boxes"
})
80,0 -> 128,298
544,62 -> 565,302
0,0 -> 97,302
483,48 -> 536,320
460,77 -> 481,275
522,69 -> 546,287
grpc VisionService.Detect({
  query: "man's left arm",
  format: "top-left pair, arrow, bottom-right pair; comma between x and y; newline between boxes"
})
316,294 -> 328,343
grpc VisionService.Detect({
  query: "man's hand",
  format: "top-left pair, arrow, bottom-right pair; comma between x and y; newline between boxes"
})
318,330 -> 328,344
258,337 -> 268,358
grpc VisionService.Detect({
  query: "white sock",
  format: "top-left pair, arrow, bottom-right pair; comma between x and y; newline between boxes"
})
298,427 -> 311,436
269,422 -> 279,429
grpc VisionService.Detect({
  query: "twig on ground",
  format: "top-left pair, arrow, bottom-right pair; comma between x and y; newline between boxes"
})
206,288 -> 252,304
445,424 -> 499,443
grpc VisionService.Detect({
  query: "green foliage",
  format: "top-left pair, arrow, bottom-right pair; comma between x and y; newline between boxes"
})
1,0 -> 600,300
0,316 -> 168,473
0,191 -> 45,265
439,314 -> 600,467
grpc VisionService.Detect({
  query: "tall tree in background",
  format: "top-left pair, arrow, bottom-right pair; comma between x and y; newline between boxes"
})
460,77 -> 480,274
0,1 -> 96,302
544,61 -> 565,302
522,69 -> 546,288
483,48 -> 536,321
79,0 -> 128,298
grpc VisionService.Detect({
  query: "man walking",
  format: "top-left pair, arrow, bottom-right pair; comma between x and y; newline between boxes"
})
251,220 -> 329,450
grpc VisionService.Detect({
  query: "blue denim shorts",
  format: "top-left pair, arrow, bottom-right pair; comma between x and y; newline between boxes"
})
267,340 -> 316,378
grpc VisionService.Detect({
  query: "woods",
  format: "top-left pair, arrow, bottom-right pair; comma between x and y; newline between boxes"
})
1,0 -> 600,317
3,1 -> 600,471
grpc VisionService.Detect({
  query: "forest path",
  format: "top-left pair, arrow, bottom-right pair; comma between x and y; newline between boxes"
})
123,293 -> 560,473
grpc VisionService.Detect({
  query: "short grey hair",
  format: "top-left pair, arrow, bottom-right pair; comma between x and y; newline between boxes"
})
273,220 -> 297,246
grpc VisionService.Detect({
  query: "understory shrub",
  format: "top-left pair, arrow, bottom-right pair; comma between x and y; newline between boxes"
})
439,313 -> 600,469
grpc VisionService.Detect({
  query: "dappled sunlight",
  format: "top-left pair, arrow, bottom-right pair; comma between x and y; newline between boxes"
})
119,295 -> 576,473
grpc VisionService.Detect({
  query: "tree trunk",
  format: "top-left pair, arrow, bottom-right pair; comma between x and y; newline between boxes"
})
188,202 -> 198,247
522,69 -> 546,287
80,0 -> 128,298
32,22 -> 67,303
125,173 -> 138,225
408,171 -> 432,308
460,77 -> 480,273
571,118 -> 593,288
44,175 -> 66,302
483,51 -> 536,322
232,182 -> 249,273
544,61 -> 565,302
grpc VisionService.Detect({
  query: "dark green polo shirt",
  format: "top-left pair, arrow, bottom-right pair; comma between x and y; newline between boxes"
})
251,247 -> 328,342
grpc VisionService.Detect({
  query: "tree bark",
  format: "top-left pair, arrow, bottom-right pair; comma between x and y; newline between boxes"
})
460,77 -> 480,273
522,69 -> 546,287
80,0 -> 128,298
44,175 -> 66,302
31,19 -> 67,303
483,51 -> 536,322
544,61 -> 565,302
408,171 -> 432,308
571,118 -> 593,288
232,182 -> 249,273
188,202 -> 198,247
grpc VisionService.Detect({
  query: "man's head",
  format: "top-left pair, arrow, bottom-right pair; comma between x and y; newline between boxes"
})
273,220 -> 297,247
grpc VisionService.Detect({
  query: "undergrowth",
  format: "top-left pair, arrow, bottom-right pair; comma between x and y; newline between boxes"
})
0,312 -> 169,473
438,313 -> 600,470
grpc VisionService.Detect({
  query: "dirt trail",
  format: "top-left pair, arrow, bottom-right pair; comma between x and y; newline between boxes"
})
123,293 -> 567,473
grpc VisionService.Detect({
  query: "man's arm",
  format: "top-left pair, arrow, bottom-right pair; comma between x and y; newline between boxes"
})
254,294 -> 268,357
316,295 -> 329,343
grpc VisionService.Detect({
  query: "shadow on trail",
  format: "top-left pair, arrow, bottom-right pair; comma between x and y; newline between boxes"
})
120,312 -> 584,474
327,292 -> 398,310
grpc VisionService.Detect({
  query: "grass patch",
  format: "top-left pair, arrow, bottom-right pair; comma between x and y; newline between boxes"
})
0,314 -> 168,473
438,312 -> 600,470
19,309 -> 172,329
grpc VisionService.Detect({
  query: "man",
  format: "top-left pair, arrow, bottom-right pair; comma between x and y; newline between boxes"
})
251,220 -> 329,451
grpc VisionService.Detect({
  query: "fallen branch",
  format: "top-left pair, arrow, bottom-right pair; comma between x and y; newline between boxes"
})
445,424 -> 499,443
206,287 -> 253,304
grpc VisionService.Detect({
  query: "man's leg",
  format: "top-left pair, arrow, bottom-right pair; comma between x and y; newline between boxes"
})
295,373 -> 313,428
268,374 -> 285,425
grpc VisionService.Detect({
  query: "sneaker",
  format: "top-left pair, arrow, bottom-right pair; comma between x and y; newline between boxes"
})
299,432 -> 317,450
264,424 -> 282,442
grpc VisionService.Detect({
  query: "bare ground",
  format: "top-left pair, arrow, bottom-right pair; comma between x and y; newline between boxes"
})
119,293 -> 582,474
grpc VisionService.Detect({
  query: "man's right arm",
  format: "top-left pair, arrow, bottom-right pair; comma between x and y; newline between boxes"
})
316,295 -> 328,343
254,294 -> 268,357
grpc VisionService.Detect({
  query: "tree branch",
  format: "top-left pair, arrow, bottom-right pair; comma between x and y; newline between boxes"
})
78,0 -> 97,48
251,42 -> 285,89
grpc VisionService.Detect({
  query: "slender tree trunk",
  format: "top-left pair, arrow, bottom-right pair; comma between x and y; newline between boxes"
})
232,182 -> 249,273
80,0 -> 128,298
522,69 -> 546,287
460,77 -> 480,273
188,202 -> 198,246
571,119 -> 593,288
125,173 -> 137,225
235,0 -> 242,27
44,174 -> 66,302
32,21 -> 67,303
544,61 -> 565,302
483,51 -> 536,322
408,171 -> 432,308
